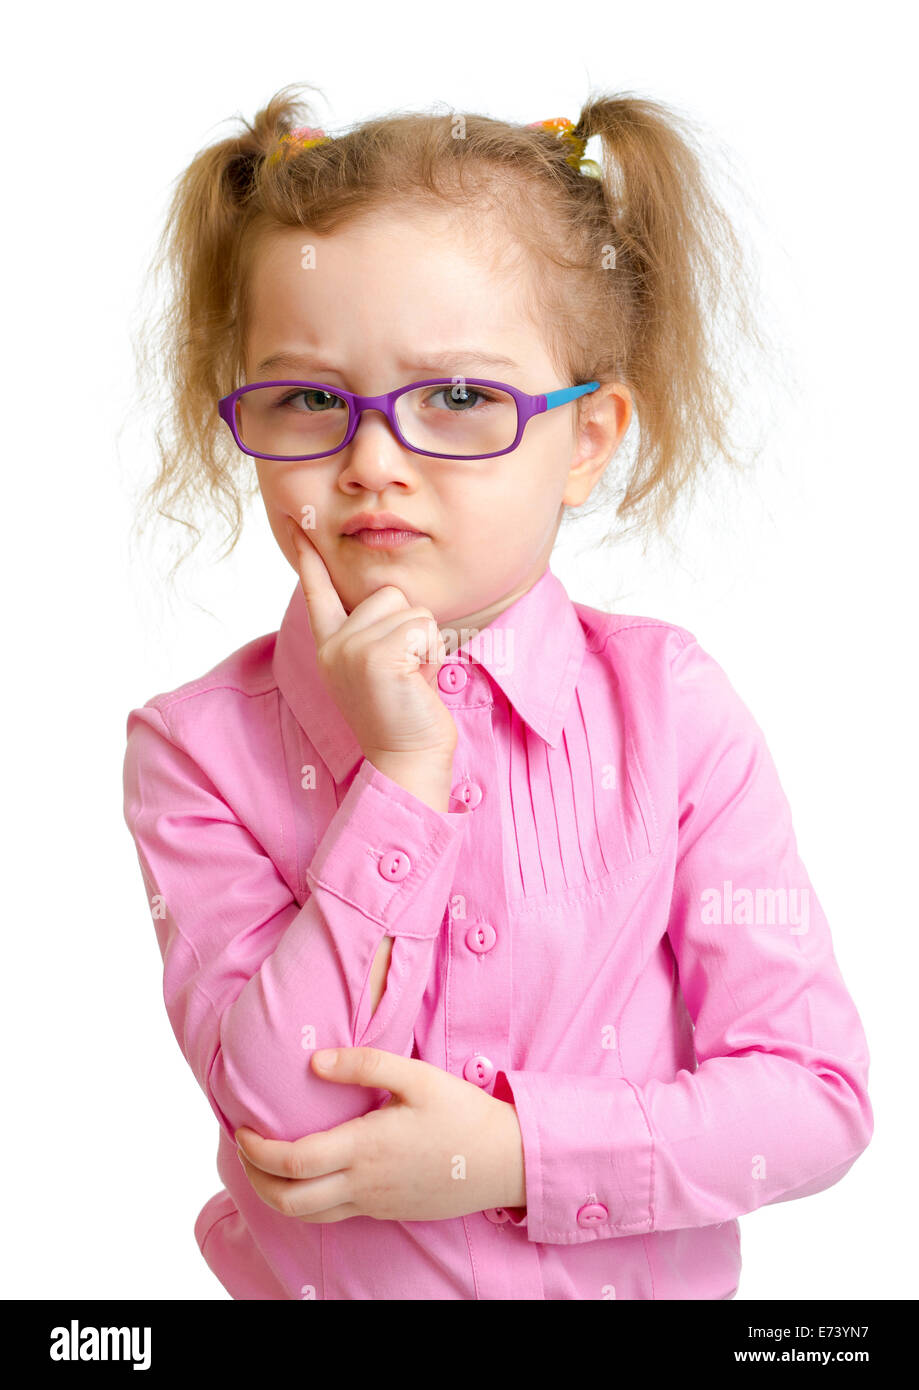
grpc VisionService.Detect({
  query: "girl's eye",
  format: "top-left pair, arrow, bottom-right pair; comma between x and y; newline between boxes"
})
426,386 -> 496,411
278,388 -> 345,412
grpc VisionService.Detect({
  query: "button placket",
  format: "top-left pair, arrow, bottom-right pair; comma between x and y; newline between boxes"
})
439,659 -> 519,1245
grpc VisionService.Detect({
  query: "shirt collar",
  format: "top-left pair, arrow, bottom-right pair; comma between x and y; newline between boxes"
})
273,562 -> 587,785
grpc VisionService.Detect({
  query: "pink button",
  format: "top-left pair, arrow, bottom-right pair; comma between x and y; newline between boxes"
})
462,1055 -> 495,1086
482,1207 -> 511,1224
453,780 -> 482,808
437,663 -> 468,693
465,921 -> 496,954
576,1202 -> 609,1227
379,849 -> 411,881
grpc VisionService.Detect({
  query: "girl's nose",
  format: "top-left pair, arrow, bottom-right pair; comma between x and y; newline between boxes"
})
337,410 -> 421,484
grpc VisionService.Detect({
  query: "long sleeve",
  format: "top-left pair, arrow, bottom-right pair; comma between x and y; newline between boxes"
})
122,703 -> 471,1146
492,635 -> 874,1245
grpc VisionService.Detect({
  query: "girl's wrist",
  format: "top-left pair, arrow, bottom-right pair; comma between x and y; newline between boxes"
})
491,1096 -> 527,1210
364,748 -> 457,811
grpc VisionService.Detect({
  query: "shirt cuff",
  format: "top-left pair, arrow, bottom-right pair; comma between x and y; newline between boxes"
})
307,755 -> 471,939
492,1068 -> 653,1244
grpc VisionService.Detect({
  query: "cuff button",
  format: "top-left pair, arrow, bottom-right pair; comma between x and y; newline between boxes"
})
379,849 -> 411,881
576,1202 -> 609,1227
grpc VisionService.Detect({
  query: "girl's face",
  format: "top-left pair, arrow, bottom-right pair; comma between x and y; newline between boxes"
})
244,210 -> 630,632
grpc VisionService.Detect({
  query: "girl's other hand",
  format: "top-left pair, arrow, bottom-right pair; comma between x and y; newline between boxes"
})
235,1047 -> 526,1222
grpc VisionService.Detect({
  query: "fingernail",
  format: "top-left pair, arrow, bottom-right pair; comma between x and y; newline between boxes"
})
314,1048 -> 338,1068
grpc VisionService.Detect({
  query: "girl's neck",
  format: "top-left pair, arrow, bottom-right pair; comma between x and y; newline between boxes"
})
438,569 -> 546,653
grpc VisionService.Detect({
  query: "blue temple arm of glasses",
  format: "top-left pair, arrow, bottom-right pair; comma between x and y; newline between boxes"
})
543,382 -> 600,411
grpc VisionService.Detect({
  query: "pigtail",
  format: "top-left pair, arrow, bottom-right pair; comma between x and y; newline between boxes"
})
566,94 -> 779,545
125,84 -> 327,585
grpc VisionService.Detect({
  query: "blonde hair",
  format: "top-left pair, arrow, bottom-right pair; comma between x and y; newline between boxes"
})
127,82 -> 783,585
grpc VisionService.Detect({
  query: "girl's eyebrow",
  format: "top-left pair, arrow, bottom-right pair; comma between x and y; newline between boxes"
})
254,349 -> 521,376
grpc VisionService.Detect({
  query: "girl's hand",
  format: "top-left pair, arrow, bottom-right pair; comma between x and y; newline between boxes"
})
234,1047 -> 526,1222
286,518 -> 458,762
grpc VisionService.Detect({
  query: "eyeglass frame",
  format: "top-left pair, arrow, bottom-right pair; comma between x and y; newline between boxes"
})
217,376 -> 601,462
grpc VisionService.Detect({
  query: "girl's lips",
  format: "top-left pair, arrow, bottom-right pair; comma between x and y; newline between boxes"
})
346,528 -> 428,548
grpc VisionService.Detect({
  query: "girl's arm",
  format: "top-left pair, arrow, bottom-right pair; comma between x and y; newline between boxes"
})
491,634 -> 874,1245
122,702 -> 471,1148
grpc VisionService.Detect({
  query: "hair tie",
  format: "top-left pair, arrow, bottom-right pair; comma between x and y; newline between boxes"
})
266,118 -> 602,179
266,126 -> 331,167
525,117 -> 602,178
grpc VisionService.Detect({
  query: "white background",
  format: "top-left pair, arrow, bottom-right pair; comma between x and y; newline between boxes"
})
3,0 -> 915,1301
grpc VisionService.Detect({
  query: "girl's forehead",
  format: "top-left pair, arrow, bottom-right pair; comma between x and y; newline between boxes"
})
250,224 -> 529,320
244,213 -> 546,368
256,203 -> 517,267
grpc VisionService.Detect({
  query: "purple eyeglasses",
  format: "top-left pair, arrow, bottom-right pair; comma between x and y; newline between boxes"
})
217,376 -> 601,462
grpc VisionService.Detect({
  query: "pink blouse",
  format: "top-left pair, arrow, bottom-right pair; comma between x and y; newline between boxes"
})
121,564 -> 873,1299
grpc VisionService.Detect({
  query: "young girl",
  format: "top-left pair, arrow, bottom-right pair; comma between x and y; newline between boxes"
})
122,85 -> 873,1301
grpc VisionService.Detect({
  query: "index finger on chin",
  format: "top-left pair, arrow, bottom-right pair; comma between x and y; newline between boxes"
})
287,517 -> 347,647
